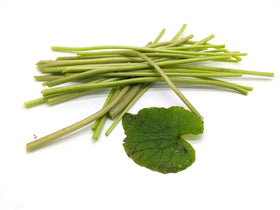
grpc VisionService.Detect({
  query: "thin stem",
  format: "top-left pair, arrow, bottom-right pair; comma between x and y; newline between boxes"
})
153,28 -> 166,43
91,87 -> 122,130
108,84 -> 142,119
105,83 -> 152,136
91,87 -> 116,131
41,76 -> 251,97
55,54 -> 128,60
92,115 -> 107,140
99,71 -> 243,78
76,50 -> 137,57
34,75 -> 64,81
171,24 -> 187,41
37,56 -> 144,70
91,87 -> 117,139
42,64 -> 144,87
156,55 -> 233,67
102,29 -> 165,135
26,85 -> 131,152
221,49 -> 242,62
192,34 -> 215,46
174,64 -> 275,77
43,55 -> 234,87
164,34 -> 194,47
145,40 -> 176,48
198,77 -> 253,91
42,63 -> 133,73
24,97 -> 46,108
175,77 -> 251,95
165,44 -> 225,50
143,52 -> 197,59
46,92 -> 89,105
46,78 -> 118,105
51,45 -> 247,57
134,51 -> 202,118
148,34 -> 194,48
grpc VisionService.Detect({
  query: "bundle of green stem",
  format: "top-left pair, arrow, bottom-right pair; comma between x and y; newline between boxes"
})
25,24 -> 274,152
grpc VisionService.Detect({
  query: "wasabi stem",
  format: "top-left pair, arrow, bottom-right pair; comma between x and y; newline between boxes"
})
192,34 -> 215,46
91,87 -> 122,131
91,87 -> 116,130
105,83 -> 152,136
24,97 -> 46,108
108,84 -> 142,119
99,71 -> 244,78
91,87 -> 117,139
197,77 -> 253,91
42,55 -> 234,87
147,34 -> 194,48
37,56 -> 144,70
103,29 -> 167,136
41,76 -> 252,97
134,51 -> 202,118
171,24 -> 187,41
24,78 -> 115,107
92,115 -> 107,140
153,28 -> 166,44
173,64 -> 274,77
165,34 -> 194,47
41,63 -> 135,73
46,92 -> 89,105
34,75 -> 64,81
55,53 -> 137,60
26,85 -> 131,152
51,44 -> 247,57
165,44 -> 225,51
25,23 -> 274,151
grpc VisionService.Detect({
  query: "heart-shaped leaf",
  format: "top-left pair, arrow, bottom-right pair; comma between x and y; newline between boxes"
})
122,106 -> 204,174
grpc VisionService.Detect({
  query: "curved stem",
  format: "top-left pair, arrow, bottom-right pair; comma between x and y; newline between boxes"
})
41,76 -> 251,97
134,51 -> 202,118
37,56 -> 144,71
52,45 -> 247,57
174,64 -> 275,77
26,86 -> 131,152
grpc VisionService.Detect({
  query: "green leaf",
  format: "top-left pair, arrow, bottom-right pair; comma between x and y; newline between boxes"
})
122,106 -> 204,174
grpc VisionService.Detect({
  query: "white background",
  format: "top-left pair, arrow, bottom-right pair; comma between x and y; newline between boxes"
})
1,0 -> 280,209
